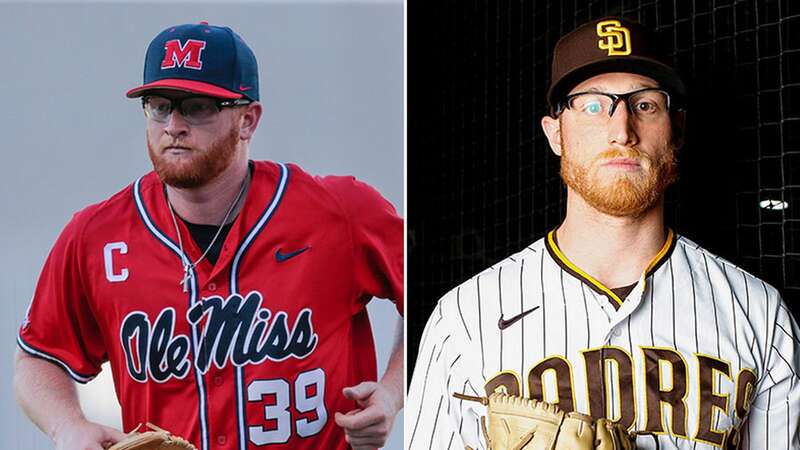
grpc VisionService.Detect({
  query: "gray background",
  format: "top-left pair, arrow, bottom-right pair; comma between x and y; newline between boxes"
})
0,1 -> 403,449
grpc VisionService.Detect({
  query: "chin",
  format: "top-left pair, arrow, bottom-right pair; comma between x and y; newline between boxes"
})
580,178 -> 660,217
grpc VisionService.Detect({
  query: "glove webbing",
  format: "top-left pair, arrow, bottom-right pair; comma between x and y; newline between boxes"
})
453,392 -> 661,450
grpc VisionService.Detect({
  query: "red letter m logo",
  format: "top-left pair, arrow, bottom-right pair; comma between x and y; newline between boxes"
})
161,39 -> 207,70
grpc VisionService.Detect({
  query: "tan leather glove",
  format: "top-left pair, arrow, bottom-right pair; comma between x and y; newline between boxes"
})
455,392 -> 645,450
107,423 -> 197,450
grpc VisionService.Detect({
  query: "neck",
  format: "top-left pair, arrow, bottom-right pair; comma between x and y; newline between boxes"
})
556,190 -> 667,288
165,157 -> 250,225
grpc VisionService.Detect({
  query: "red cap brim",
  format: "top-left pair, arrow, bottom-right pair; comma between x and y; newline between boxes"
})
126,79 -> 243,99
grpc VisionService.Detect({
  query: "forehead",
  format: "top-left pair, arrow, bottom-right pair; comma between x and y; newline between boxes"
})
569,72 -> 660,94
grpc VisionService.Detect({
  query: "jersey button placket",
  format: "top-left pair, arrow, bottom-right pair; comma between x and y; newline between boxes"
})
207,282 -> 217,291
216,435 -> 227,446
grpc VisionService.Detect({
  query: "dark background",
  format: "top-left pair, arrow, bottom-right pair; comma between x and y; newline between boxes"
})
409,0 -> 800,376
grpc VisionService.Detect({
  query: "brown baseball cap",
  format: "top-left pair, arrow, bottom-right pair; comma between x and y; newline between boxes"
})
547,17 -> 686,113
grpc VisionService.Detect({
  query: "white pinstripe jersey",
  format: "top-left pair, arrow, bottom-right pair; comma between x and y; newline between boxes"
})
407,230 -> 800,449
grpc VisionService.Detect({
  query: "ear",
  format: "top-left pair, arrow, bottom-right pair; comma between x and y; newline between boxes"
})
540,115 -> 563,156
239,102 -> 263,141
671,110 -> 687,150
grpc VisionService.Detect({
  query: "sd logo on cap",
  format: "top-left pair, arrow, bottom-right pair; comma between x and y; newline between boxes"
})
547,17 -> 685,114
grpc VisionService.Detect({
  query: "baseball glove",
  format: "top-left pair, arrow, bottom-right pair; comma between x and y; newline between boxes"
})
107,422 -> 196,450
454,392 -> 656,450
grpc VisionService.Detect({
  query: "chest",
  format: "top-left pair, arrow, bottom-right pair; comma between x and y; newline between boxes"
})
462,270 -> 760,449
82,210 -> 355,377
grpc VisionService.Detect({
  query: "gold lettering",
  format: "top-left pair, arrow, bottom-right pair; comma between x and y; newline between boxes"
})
597,20 -> 632,56
695,354 -> 732,447
581,347 -> 636,429
641,347 -> 689,437
527,356 -> 576,412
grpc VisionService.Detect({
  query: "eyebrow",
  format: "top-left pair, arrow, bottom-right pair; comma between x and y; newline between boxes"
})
582,83 -> 658,93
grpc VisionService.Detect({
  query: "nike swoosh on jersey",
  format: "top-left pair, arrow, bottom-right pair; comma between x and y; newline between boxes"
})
275,246 -> 310,262
497,306 -> 540,330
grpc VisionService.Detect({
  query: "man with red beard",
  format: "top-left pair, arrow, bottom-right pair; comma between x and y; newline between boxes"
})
14,22 -> 403,450
408,17 -> 800,450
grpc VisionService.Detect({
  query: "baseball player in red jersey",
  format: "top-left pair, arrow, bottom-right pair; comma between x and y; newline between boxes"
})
408,17 -> 800,449
14,22 -> 403,450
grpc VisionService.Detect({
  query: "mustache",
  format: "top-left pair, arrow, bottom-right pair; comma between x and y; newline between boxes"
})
597,148 -> 644,160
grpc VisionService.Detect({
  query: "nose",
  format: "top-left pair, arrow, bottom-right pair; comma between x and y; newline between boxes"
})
607,100 -> 639,147
162,109 -> 190,138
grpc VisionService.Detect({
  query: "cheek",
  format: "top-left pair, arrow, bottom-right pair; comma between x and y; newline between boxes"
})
146,123 -> 162,142
641,122 -> 673,144
563,128 -> 605,162
640,126 -> 676,159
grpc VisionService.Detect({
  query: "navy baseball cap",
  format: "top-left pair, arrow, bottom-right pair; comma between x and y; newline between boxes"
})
126,22 -> 259,101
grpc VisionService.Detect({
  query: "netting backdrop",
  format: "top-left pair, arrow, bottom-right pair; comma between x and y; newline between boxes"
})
408,0 -> 800,374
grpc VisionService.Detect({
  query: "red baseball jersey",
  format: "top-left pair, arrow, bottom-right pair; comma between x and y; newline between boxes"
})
18,161 -> 404,450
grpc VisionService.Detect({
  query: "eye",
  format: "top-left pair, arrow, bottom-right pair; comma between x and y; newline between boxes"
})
584,101 -> 604,115
183,99 -> 217,117
150,101 -> 171,113
634,101 -> 658,114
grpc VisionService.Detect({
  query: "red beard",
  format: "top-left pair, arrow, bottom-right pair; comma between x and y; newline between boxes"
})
147,125 -> 240,189
560,145 -> 677,217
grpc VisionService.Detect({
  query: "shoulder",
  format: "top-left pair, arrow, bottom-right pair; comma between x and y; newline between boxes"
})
476,237 -> 546,277
437,236 -> 547,312
674,235 -> 780,296
37,175 -> 148,270
262,161 -> 396,211
673,235 -> 782,318
275,161 -> 399,221
60,177 -> 147,244
422,238 -> 547,361
316,173 -> 398,216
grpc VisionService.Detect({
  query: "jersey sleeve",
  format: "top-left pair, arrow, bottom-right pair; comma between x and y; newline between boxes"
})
407,288 -> 486,450
742,292 -> 800,449
323,175 -> 404,315
17,211 -> 106,383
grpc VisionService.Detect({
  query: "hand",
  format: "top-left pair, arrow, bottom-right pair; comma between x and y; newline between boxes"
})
52,418 -> 127,450
334,381 -> 402,449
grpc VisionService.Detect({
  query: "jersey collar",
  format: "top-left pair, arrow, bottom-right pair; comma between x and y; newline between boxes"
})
133,161 -> 289,281
544,227 -> 677,309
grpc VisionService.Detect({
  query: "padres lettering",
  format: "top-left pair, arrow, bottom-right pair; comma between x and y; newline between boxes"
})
484,347 -> 756,447
120,290 -> 318,383
597,20 -> 632,56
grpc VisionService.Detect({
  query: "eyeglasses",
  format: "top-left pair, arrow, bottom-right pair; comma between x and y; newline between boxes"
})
555,88 -> 673,122
142,95 -> 252,125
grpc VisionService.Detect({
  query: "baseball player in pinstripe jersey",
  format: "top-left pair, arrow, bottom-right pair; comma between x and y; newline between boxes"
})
407,17 -> 800,450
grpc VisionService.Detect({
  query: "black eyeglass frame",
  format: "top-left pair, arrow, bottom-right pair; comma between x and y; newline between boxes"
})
141,95 -> 253,121
554,87 -> 678,118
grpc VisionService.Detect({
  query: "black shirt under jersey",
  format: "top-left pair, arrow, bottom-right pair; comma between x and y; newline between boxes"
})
183,220 -> 233,266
